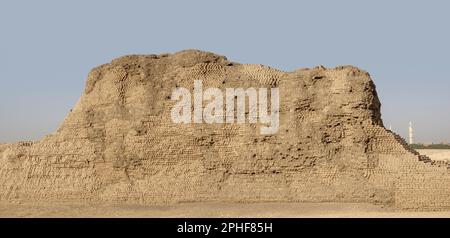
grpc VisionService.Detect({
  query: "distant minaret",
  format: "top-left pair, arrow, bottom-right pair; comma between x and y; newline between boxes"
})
408,121 -> 414,144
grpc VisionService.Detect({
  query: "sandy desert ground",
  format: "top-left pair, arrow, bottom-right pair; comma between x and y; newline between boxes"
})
1,201 -> 450,218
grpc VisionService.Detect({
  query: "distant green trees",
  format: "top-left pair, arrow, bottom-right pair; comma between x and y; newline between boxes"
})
410,144 -> 450,149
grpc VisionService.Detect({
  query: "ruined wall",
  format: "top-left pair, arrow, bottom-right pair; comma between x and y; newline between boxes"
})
0,50 -> 449,210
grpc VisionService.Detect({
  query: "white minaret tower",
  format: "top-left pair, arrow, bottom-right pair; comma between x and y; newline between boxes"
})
408,121 -> 414,144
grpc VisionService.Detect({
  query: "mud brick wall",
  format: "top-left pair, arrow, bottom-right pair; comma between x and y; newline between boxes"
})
1,50 -> 449,210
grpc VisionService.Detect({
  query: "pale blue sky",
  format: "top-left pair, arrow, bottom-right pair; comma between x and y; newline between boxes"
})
1,0 -> 449,143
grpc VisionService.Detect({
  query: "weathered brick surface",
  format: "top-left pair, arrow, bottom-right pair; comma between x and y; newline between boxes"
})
0,50 -> 448,210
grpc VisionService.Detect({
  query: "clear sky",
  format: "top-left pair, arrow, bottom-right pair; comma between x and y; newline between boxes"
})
1,0 -> 449,143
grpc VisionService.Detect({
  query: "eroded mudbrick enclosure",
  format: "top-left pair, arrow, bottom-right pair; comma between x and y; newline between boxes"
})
1,50 -> 449,210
